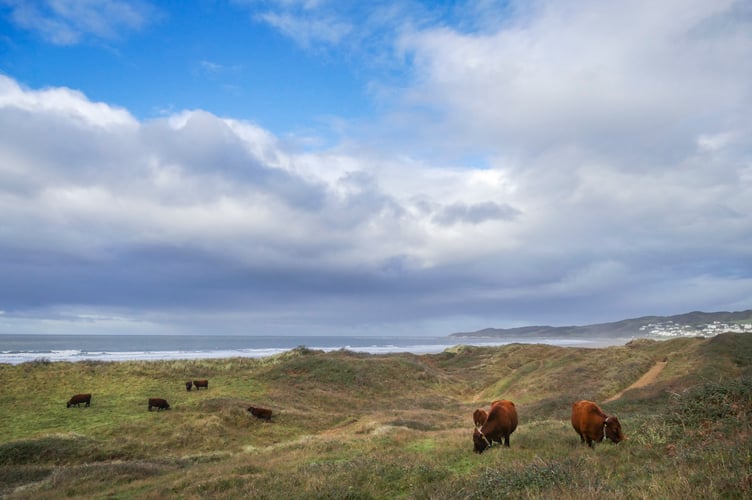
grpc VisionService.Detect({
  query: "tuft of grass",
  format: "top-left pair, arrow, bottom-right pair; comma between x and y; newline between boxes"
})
0,466 -> 53,498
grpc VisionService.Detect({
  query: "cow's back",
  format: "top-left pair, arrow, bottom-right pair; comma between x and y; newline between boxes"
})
571,400 -> 608,445
484,400 -> 518,436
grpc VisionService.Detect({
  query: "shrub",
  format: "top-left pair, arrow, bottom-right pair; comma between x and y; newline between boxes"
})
667,376 -> 752,431
469,459 -> 578,498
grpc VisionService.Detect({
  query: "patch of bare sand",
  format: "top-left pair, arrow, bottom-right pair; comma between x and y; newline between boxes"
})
605,360 -> 668,402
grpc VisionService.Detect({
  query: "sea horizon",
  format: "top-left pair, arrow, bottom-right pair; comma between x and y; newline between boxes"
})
0,333 -> 635,365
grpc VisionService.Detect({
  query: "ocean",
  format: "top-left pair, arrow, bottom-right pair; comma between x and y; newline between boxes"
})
0,334 -> 630,365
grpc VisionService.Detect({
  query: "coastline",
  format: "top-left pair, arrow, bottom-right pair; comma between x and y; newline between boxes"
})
0,333 -> 636,365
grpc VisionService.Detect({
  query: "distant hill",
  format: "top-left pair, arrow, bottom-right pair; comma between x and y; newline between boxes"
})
449,309 -> 752,339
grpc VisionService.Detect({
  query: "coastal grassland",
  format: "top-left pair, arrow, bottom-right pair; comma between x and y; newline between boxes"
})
1,334 -> 751,498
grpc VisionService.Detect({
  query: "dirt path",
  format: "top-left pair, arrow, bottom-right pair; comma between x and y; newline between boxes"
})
605,360 -> 668,402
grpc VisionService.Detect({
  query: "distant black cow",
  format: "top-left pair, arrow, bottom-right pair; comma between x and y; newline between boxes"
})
193,379 -> 208,390
67,393 -> 91,408
185,381 -> 193,391
248,406 -> 273,422
148,398 -> 171,411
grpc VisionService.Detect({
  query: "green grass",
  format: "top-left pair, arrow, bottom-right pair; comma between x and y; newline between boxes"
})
1,333 -> 751,498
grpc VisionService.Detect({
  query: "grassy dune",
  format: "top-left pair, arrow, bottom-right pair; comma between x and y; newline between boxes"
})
1,334 -> 751,498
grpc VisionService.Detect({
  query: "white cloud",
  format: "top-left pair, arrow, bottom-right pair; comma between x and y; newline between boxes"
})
0,75 -> 136,128
0,0 -> 157,45
257,11 -> 352,47
394,0 -> 752,166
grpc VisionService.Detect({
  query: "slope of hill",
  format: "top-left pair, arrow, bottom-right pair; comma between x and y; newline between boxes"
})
1,333 -> 750,498
450,309 -> 752,339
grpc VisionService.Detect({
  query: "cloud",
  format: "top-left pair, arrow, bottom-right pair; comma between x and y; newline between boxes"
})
432,201 -> 521,226
394,0 -> 752,164
0,0 -> 157,45
242,0 -> 433,61
0,73 -> 477,333
1,0 -> 751,335
257,11 -> 352,48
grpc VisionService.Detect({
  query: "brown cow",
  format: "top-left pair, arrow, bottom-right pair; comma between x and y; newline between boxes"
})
193,379 -> 208,390
571,400 -> 624,448
247,406 -> 273,422
473,408 -> 488,428
67,393 -> 91,408
148,398 -> 171,411
473,399 -> 518,453
185,381 -> 193,391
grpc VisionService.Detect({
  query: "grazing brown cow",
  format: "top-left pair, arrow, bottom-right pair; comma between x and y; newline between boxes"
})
247,406 -> 273,422
67,393 -> 91,408
192,379 -> 208,390
473,399 -> 518,453
148,398 -> 171,411
473,408 -> 488,428
185,381 -> 193,391
571,400 -> 624,448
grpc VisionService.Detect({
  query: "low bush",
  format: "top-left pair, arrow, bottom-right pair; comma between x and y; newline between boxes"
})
667,376 -> 752,431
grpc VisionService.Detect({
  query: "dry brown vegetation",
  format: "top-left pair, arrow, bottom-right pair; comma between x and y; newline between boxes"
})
1,333 -> 750,498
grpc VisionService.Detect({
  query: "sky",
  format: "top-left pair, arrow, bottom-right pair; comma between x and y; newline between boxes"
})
0,0 -> 751,336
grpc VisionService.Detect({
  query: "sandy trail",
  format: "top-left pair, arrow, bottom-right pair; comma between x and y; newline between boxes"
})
605,360 -> 668,402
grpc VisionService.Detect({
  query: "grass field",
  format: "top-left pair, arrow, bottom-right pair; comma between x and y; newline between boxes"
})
1,333 -> 750,498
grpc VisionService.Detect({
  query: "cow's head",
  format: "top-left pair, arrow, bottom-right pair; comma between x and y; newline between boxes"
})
473,409 -> 488,429
185,381 -> 192,391
473,428 -> 493,454
604,416 -> 624,443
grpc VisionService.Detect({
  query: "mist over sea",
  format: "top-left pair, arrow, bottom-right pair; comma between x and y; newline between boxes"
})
0,334 -> 631,365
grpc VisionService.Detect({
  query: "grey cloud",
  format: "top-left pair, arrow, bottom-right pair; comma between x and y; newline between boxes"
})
0,78 -> 428,332
432,201 -> 521,226
140,112 -> 328,210
0,107 -> 142,195
332,170 -> 405,228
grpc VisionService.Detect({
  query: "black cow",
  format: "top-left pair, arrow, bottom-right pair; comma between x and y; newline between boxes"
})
248,406 -> 273,422
148,398 -> 171,411
67,393 -> 91,408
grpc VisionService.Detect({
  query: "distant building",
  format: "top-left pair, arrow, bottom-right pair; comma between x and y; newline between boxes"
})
643,320 -> 752,338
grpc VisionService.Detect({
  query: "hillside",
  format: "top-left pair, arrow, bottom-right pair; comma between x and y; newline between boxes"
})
1,333 -> 751,498
450,308 -> 752,339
